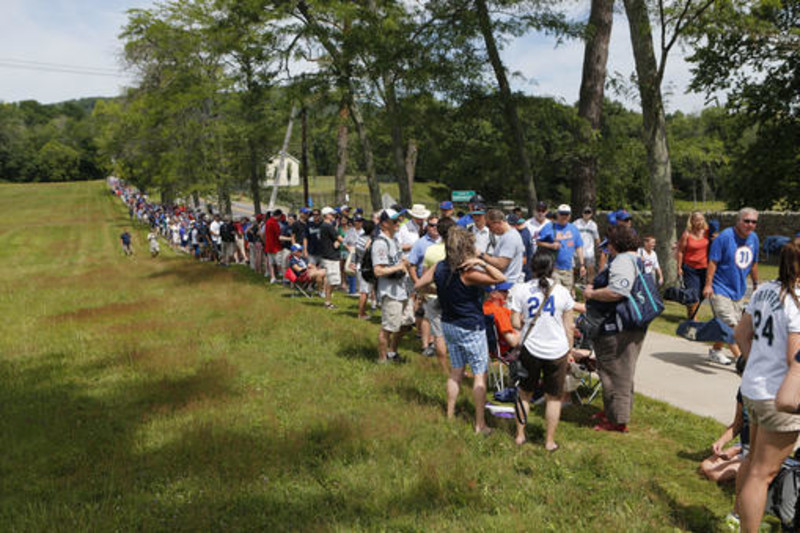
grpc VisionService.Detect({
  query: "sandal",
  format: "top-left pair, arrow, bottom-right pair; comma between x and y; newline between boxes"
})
324,302 -> 336,309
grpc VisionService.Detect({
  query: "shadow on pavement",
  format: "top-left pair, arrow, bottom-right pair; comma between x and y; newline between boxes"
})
648,351 -> 725,375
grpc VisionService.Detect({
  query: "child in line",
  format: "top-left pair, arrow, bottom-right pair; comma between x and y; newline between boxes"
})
638,235 -> 663,286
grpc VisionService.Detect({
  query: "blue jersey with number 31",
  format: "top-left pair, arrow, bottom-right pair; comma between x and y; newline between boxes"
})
709,227 -> 759,300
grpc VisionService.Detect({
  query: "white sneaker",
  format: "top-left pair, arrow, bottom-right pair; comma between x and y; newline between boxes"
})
708,349 -> 732,365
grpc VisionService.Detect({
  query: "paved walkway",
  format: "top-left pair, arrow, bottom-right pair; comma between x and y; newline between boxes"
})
636,331 -> 739,424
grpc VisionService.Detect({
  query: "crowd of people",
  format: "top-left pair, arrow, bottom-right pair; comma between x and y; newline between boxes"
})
109,178 -> 800,530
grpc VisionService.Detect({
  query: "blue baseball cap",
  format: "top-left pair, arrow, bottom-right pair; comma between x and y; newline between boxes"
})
440,201 -> 454,210
485,282 -> 514,292
290,243 -> 303,252
616,209 -> 632,221
299,207 -> 311,214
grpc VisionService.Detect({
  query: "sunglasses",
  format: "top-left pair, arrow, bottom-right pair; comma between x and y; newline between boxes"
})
743,219 -> 758,225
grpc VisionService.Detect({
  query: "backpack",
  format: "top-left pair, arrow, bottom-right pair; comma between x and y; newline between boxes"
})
360,235 -> 391,285
615,256 -> 664,331
767,458 -> 800,530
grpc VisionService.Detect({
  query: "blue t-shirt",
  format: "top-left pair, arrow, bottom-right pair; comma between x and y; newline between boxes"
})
408,234 -> 439,277
539,222 -> 584,270
709,227 -> 759,300
289,255 -> 308,274
457,214 -> 474,228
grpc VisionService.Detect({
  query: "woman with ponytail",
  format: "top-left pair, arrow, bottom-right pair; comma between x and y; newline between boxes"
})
729,242 -> 800,531
508,250 -> 575,451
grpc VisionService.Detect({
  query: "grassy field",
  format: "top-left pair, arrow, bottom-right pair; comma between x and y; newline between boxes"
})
0,181 -> 746,531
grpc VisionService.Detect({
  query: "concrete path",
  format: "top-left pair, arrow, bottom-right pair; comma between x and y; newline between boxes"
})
635,331 -> 739,424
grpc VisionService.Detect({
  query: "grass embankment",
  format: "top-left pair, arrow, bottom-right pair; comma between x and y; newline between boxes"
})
1,181 -> 738,531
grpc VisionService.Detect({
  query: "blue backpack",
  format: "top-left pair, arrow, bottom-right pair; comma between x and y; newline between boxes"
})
615,256 -> 664,330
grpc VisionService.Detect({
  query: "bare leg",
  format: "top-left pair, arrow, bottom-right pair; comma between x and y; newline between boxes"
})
473,372 -> 488,433
358,292 -> 369,317
515,389 -> 532,445
378,329 -> 391,362
434,336 -> 448,374
446,367 -> 464,419
544,393 -> 563,451
738,426 -> 797,532
420,317 -> 431,350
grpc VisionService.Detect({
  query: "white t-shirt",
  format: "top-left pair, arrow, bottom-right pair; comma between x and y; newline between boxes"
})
509,279 -> 575,360
741,281 -> 800,401
209,220 -> 222,244
472,225 -> 492,254
574,218 -> 599,259
396,220 -> 421,257
637,248 -> 660,275
526,217 -> 551,254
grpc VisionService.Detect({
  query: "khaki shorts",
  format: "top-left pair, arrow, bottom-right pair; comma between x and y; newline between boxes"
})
381,296 -> 414,333
321,259 -> 341,286
553,268 -> 574,291
711,294 -> 744,328
743,396 -> 800,433
423,297 -> 443,338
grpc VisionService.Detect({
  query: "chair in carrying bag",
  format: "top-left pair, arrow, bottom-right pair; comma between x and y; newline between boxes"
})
676,297 -> 736,344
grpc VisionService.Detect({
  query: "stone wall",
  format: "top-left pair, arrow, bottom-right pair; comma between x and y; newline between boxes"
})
593,210 -> 800,263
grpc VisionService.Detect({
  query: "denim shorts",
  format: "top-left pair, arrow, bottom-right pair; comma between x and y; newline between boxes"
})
442,322 -> 488,374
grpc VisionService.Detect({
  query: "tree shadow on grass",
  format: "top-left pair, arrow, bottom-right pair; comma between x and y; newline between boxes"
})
335,339 -> 377,362
647,480 -> 720,531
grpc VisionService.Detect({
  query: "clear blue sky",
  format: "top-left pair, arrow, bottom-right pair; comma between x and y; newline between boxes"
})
0,0 -> 711,113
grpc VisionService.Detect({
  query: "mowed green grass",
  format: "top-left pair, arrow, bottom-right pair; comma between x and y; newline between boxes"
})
1,181 -> 737,531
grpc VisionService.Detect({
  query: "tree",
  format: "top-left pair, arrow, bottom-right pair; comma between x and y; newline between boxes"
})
36,140 -> 80,182
622,0 -> 715,285
572,0 -> 614,209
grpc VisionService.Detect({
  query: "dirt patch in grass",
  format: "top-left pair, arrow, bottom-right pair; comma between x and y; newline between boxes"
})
52,299 -> 157,322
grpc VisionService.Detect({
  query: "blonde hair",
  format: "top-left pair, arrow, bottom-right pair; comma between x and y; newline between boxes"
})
445,227 -> 477,271
686,211 -> 708,233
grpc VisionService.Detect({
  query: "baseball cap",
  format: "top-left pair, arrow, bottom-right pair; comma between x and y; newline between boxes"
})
485,281 -> 514,292
299,207 -> 311,214
379,208 -> 403,222
506,214 -> 520,225
470,194 -> 485,204
321,206 -> 335,216
536,201 -> 548,211
290,243 -> 303,252
353,214 -> 364,222
557,204 -> 572,215
440,201 -> 454,210
469,204 -> 486,215
616,209 -> 632,221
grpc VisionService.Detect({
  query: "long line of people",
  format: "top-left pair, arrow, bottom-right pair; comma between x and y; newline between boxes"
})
110,178 -> 800,528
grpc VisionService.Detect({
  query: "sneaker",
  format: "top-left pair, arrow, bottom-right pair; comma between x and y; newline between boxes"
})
421,346 -> 435,357
593,420 -> 629,433
708,349 -> 732,365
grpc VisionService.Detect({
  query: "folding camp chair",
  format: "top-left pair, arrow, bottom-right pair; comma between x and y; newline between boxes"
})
484,314 -> 507,392
284,267 -> 313,298
571,314 -> 602,405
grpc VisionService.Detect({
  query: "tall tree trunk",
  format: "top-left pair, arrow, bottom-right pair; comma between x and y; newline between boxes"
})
192,191 -> 200,209
384,76 -> 412,207
475,0 -> 537,213
405,138 -> 418,194
334,97 -> 349,205
572,0 -> 614,210
218,183 -> 232,216
349,101 -> 382,211
301,106 -> 310,208
624,0 -> 678,285
248,138 -> 262,215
